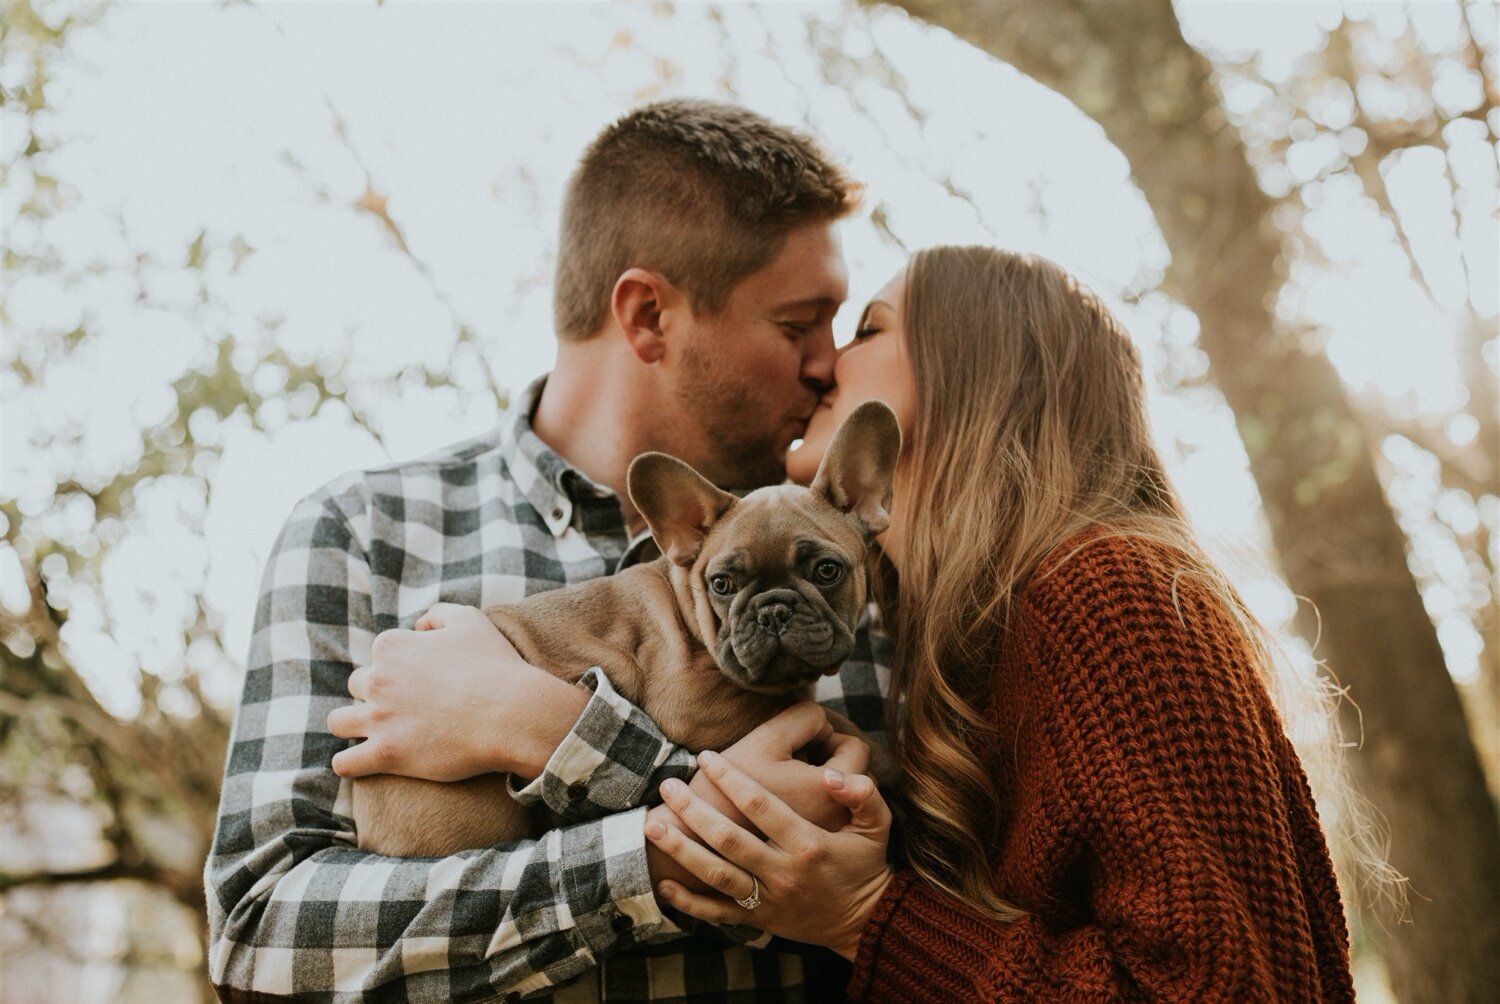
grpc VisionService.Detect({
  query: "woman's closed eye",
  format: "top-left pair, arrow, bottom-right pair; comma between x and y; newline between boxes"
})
851,303 -> 883,341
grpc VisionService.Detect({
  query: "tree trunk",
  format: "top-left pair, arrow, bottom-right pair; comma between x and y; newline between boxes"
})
873,1 -> 1500,999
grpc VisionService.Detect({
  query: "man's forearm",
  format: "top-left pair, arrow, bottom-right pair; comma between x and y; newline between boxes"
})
506,668 -> 701,825
503,670 -> 592,778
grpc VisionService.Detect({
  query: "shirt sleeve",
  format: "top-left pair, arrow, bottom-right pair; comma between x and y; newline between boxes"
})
508,667 -> 699,822
512,603 -> 892,825
507,673 -> 773,950
204,488 -> 686,1002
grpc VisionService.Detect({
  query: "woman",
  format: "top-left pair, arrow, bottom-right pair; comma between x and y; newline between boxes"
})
643,246 -> 1356,1000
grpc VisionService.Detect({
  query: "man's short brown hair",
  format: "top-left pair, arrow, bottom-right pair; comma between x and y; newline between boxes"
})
554,99 -> 862,341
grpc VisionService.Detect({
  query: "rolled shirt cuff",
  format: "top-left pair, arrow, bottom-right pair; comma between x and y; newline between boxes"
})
509,668 -> 699,822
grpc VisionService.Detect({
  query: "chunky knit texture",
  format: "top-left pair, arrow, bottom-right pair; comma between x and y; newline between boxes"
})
848,534 -> 1353,1002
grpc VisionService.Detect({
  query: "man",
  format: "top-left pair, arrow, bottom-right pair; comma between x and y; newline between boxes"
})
205,99 -> 890,1002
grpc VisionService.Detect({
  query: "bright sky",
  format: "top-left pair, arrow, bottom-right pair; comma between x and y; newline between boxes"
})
1,0 -> 1493,719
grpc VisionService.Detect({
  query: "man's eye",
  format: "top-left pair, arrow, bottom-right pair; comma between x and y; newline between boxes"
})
709,574 -> 736,595
813,560 -> 843,584
780,321 -> 811,338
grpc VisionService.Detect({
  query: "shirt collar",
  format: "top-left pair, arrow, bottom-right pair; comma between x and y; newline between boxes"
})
499,375 -> 619,537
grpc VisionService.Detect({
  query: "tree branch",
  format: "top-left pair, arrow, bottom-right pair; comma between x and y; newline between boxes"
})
0,860 -> 164,895
1325,22 -> 1446,310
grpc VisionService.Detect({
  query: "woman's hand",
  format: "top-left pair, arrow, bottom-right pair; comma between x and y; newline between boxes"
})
326,602 -> 587,781
643,702 -> 872,894
716,701 -> 871,832
647,748 -> 894,961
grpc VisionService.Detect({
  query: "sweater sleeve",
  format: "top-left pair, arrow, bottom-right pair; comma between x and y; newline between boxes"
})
848,537 -> 1350,1003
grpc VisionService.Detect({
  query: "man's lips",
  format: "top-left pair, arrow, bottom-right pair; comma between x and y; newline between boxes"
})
790,396 -> 834,441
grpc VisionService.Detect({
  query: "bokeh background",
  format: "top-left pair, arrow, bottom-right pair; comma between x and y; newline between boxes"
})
2,1 -> 1496,1001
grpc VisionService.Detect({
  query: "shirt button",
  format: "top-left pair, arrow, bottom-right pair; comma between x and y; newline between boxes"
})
551,506 -> 564,520
566,780 -> 589,801
611,913 -> 634,932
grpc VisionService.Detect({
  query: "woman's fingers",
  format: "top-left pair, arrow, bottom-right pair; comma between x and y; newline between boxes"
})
824,769 -> 893,835
659,774 -> 782,874
655,880 -> 758,927
644,816 -> 759,904
692,750 -> 815,852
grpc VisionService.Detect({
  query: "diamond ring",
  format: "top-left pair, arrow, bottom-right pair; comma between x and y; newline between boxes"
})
734,874 -> 761,910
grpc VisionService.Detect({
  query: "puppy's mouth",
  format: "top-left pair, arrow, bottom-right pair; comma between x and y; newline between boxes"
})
715,651 -> 840,695
713,590 -> 855,692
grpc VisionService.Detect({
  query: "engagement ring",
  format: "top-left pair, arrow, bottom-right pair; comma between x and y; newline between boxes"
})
735,875 -> 761,910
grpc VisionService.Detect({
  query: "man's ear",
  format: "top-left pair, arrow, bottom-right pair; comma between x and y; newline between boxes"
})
612,268 -> 679,364
810,401 -> 902,539
628,453 -> 738,566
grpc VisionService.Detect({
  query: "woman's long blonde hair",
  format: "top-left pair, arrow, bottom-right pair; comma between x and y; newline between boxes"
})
879,245 -> 1389,920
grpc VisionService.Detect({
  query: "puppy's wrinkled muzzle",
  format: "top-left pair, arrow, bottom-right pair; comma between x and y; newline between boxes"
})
719,587 -> 854,691
754,592 -> 797,636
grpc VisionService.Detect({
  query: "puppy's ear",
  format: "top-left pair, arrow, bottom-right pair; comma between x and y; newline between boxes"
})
629,453 -> 738,566
811,400 -> 901,539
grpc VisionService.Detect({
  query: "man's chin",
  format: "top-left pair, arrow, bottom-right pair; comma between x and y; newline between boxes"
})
720,448 -> 788,491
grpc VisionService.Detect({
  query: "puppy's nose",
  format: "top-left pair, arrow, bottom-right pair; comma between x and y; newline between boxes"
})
756,602 -> 794,634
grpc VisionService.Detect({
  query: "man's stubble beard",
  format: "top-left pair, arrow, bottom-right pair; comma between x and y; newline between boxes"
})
676,342 -> 788,490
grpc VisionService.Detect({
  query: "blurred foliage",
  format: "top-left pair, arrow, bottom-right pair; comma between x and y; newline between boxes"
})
1216,3 -> 1499,760
0,0 -> 478,997
0,0 -> 1496,1000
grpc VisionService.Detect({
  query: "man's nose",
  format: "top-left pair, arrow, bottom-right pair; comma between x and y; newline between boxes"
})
801,325 -> 837,394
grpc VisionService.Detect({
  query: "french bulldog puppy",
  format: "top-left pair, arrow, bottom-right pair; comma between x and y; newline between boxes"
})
351,401 -> 900,857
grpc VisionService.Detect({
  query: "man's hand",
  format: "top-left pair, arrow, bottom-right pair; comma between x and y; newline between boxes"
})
327,603 -> 588,781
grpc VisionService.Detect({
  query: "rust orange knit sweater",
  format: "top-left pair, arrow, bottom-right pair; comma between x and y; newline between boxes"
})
848,534 -> 1353,1002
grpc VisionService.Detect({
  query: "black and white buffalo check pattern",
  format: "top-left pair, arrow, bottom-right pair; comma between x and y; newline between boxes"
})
205,377 -> 892,1002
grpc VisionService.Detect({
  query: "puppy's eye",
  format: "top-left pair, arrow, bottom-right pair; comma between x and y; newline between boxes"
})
813,560 -> 843,585
709,574 -> 736,596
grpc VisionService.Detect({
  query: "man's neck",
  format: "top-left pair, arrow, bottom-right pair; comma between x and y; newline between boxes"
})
531,343 -> 655,536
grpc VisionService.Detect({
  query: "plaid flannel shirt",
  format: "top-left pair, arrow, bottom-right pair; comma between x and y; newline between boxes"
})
205,377 -> 891,1003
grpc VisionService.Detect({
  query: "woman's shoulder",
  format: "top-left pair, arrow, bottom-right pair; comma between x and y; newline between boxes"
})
1019,527 -> 1243,650
1011,528 -> 1267,722
1030,526 -> 1195,596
